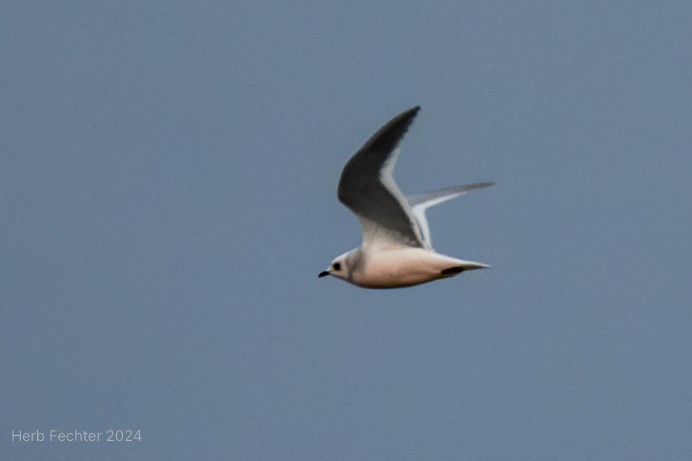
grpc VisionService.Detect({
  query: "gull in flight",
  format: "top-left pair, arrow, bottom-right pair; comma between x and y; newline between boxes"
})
319,106 -> 493,288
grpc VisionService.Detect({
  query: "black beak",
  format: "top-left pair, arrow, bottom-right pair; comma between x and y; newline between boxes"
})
318,271 -> 330,278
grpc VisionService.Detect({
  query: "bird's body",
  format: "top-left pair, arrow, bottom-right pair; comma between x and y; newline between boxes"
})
335,246 -> 485,289
319,106 -> 492,289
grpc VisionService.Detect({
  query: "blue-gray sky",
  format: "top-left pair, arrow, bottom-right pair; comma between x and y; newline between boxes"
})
2,1 -> 691,459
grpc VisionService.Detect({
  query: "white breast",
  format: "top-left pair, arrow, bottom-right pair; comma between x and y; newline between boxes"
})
352,247 -> 466,288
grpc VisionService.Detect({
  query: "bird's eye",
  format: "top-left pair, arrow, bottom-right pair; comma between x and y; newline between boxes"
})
332,262 -> 341,271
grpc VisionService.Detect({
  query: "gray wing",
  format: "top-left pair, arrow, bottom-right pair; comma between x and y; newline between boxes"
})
337,106 -> 424,247
408,182 -> 494,249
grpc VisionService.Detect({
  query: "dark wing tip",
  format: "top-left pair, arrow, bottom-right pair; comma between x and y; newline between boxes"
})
470,181 -> 495,190
360,105 -> 421,155
407,105 -> 421,115
398,105 -> 421,125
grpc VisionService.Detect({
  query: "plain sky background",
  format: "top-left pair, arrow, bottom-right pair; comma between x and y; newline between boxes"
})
2,1 -> 692,460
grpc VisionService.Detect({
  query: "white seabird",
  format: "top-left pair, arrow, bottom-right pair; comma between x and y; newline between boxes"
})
319,106 -> 492,288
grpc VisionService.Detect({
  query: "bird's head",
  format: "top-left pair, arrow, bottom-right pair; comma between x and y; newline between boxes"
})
318,251 -> 353,282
